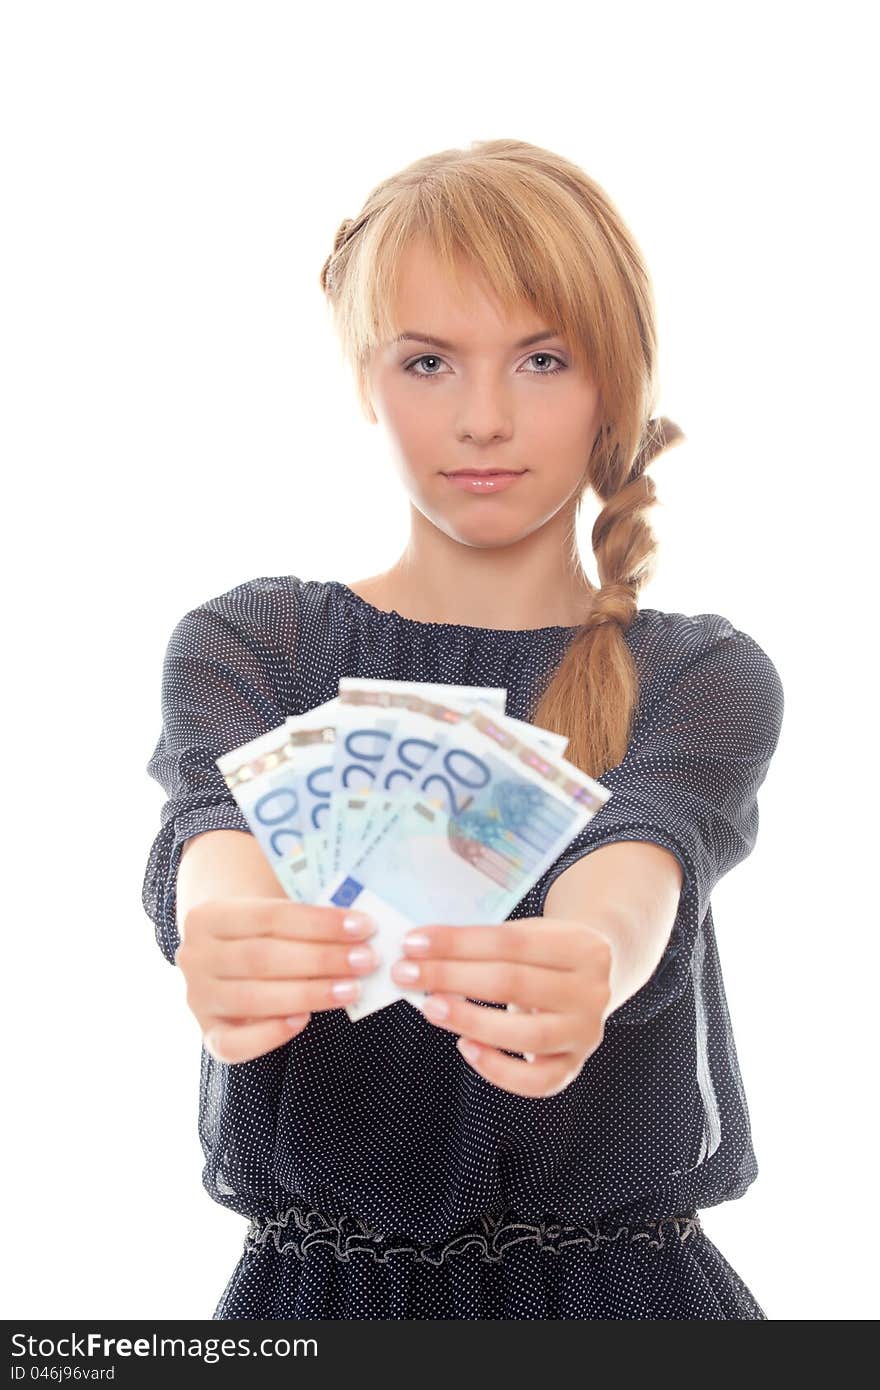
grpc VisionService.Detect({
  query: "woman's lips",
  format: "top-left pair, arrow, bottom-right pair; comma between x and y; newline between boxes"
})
442,470 -> 526,493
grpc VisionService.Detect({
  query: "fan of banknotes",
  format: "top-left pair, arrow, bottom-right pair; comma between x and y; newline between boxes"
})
216,680 -> 611,1022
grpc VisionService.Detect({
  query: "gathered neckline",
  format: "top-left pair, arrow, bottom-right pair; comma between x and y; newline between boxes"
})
330,580 -> 589,637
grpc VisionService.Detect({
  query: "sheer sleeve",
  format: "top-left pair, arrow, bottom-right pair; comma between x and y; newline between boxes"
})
141,587 -> 294,966
534,616 -> 785,1028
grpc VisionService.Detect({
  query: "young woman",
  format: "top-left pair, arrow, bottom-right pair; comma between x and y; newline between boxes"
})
143,138 -> 785,1320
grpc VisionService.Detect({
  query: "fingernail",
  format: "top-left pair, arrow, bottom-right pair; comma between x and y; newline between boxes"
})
343,912 -> 375,934
457,1038 -> 480,1062
420,995 -> 449,1021
392,959 -> 420,982
347,944 -> 380,969
205,1030 -> 227,1063
403,931 -> 430,953
332,979 -> 361,1000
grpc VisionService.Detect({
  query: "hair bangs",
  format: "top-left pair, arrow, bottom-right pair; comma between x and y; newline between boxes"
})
351,174 -> 607,391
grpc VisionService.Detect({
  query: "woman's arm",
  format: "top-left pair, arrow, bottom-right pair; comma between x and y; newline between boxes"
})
175,829 -> 288,955
544,839 -> 683,1021
532,619 -> 784,1028
142,588 -> 297,966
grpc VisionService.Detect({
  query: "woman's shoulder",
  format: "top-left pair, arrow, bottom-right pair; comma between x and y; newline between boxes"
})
164,574 -> 306,669
635,606 -> 783,713
175,573 -> 303,627
637,605 -> 774,661
194,572 -> 300,615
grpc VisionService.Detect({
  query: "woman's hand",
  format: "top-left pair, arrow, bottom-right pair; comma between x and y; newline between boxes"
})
175,899 -> 382,1065
391,917 -> 614,1098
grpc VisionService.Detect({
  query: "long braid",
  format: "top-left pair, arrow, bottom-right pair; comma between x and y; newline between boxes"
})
531,415 -> 686,777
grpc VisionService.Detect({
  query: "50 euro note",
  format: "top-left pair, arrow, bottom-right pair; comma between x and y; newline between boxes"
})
315,703 -> 611,1022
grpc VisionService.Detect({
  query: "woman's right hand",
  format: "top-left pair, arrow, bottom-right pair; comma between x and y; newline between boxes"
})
174,898 -> 381,1065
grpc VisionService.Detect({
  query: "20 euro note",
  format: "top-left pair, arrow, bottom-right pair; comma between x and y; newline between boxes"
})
315,703 -> 612,1022
349,695 -> 572,876
326,679 -> 508,881
215,698 -> 339,901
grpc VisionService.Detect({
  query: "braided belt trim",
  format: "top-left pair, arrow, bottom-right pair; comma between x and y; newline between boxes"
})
243,1201 -> 702,1267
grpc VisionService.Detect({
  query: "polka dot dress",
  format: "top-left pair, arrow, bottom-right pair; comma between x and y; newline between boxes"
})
142,575 -> 785,1320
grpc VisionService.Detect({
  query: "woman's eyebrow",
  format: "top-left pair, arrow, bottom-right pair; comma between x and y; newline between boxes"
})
392,329 -> 562,350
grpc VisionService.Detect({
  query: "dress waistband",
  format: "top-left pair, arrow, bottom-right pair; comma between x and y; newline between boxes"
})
244,1200 -> 703,1267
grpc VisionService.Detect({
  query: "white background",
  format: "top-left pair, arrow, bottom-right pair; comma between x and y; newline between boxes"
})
2,0 -> 876,1322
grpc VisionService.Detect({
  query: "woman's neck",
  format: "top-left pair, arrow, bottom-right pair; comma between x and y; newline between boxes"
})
345,561 -> 596,630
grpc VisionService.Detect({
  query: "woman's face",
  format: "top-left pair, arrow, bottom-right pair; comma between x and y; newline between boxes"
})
367,237 -> 602,549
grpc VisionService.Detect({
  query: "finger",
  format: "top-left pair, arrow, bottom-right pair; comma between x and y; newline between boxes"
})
204,1015 -> 311,1066
207,934 -> 382,981
455,1035 -> 582,1099
194,972 -> 367,1020
192,899 -> 377,943
418,993 -> 580,1055
391,958 -> 584,1011
508,1000 -> 538,1062
401,919 -> 591,970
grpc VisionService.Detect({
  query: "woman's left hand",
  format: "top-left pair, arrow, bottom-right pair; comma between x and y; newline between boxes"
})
390,917 -> 615,1098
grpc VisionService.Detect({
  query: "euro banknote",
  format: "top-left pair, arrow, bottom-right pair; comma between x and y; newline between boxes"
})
216,680 -> 611,1022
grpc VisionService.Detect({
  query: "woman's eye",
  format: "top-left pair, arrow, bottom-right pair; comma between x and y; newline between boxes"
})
526,352 -> 566,374
405,354 -> 446,378
404,352 -> 566,381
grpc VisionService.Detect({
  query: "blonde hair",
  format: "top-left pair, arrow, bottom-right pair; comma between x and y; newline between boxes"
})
319,138 -> 685,779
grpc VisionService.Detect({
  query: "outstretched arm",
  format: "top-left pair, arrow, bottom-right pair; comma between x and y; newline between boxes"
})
544,839 -> 683,1022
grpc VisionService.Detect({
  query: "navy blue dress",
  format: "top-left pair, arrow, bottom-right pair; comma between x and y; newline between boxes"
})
142,575 -> 785,1319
